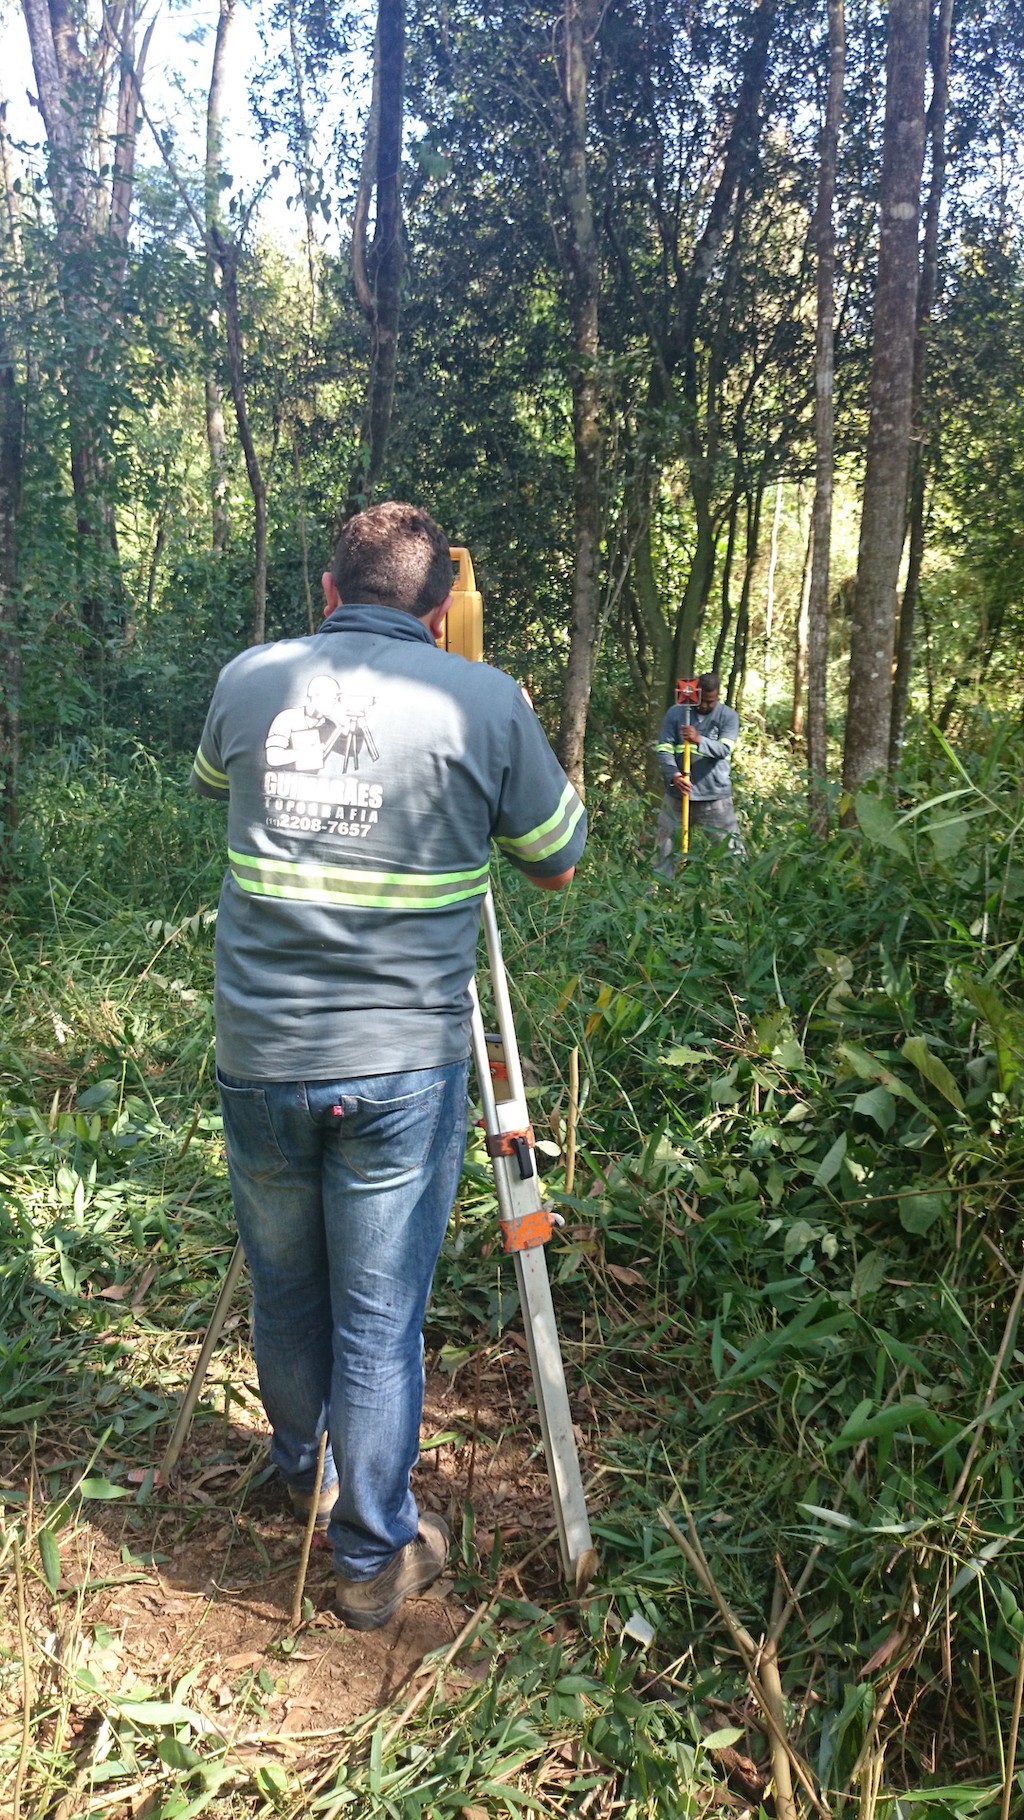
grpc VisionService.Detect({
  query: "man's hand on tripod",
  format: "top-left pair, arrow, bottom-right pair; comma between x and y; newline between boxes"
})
671,771 -> 692,797
678,723 -> 701,744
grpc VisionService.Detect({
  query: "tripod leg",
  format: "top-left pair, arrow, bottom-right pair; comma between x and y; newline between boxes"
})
472,893 -> 594,1587
158,1239 -> 247,1482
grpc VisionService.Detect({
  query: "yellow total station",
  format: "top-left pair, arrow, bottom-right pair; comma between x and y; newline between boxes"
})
440,546 -> 484,663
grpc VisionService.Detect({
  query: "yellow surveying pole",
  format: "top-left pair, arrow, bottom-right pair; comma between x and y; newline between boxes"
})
676,678 -> 701,864
681,735 -> 693,856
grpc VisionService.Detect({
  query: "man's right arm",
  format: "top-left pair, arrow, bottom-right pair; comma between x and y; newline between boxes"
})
530,866 -> 574,890
191,685 -> 230,801
492,691 -> 587,887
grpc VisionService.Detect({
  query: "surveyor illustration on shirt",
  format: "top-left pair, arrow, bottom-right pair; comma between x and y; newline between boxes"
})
264,676 -> 378,775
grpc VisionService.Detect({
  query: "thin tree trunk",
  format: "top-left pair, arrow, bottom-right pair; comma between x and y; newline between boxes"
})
671,477 -> 717,684
0,300 -> 22,871
21,0 -> 149,644
345,0 -> 405,517
205,0 -> 234,552
762,476 -> 783,717
712,484 -> 743,679
888,0 -> 954,773
219,244 -> 268,644
807,0 -> 845,834
791,504 -> 813,739
727,478 -> 765,705
555,0 -> 603,796
842,0 -> 929,797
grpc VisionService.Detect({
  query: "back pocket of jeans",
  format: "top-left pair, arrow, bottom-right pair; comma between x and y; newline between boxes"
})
339,1080 -> 446,1185
217,1077 -> 291,1180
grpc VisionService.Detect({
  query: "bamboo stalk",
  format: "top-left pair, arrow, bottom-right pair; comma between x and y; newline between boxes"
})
659,1505 -> 830,1820
1000,1632 -> 1024,1820
565,1046 -> 580,1196
951,1257 -> 1024,1505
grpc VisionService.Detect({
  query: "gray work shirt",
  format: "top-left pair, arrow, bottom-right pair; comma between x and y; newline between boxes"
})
192,604 -> 586,1080
654,700 -> 740,801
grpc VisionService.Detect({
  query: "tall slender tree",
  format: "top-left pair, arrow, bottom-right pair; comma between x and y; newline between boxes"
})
842,0 -> 929,795
554,0 -> 604,794
345,0 -> 405,518
205,0 -> 235,553
888,0 -> 955,772
20,0 -> 154,640
806,0 -> 845,833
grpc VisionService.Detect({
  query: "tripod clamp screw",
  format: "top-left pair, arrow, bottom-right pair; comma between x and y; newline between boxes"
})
485,1126 -> 536,1179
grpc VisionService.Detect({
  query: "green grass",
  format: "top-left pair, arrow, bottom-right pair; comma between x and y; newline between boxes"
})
1,730 -> 1023,1817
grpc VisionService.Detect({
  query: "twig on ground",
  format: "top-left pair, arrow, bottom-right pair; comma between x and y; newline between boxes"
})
13,1535 -> 32,1820
290,1431 -> 328,1629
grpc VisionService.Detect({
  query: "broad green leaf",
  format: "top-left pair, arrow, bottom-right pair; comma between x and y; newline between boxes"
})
702,1726 -> 746,1751
710,1077 -> 741,1105
782,1101 -> 812,1122
784,1219 -> 819,1263
899,1191 -> 949,1235
851,1251 -> 887,1299
853,1086 -> 896,1133
76,1476 -> 132,1501
38,1527 -> 61,1593
813,1132 -> 847,1188
661,1045 -> 709,1067
115,1699 -> 200,1727
926,814 -> 969,862
854,790 -> 910,856
901,1036 -> 965,1111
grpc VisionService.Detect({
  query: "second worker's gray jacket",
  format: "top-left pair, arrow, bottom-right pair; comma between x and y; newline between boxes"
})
192,603 -> 586,1080
654,699 -> 740,801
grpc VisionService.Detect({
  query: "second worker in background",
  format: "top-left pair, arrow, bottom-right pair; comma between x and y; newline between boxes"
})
653,671 -> 745,875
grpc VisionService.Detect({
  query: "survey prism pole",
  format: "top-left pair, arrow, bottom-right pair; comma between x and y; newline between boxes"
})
469,889 -> 594,1589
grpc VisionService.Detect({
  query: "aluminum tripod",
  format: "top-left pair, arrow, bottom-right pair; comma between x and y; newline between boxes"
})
159,887 -> 594,1590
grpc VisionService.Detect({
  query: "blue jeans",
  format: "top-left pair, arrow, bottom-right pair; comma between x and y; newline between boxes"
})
217,1060 -> 469,1579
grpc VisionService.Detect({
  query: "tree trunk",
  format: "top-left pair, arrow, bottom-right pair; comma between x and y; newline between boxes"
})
807,0 -> 845,833
761,476 -> 783,718
345,0 -> 405,518
791,504 -> 813,739
219,244 -> 268,644
841,0 -> 929,797
20,0 -> 149,644
0,300 -> 22,873
888,0 -> 954,773
205,0 -> 235,553
712,484 -> 743,679
670,473 -> 717,684
727,477 -> 765,705
555,0 -> 603,796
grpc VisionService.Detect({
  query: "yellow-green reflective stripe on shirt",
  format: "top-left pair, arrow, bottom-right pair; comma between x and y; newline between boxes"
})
228,848 -> 490,911
194,747 -> 228,789
496,783 -> 585,864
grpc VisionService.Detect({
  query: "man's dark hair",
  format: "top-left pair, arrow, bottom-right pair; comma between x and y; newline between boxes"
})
331,502 -> 453,617
699,671 -> 720,692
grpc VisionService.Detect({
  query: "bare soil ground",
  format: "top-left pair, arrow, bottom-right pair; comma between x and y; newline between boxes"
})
1,1353 -> 575,1748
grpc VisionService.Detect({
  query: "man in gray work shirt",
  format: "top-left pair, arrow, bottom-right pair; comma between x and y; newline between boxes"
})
653,671 -> 744,875
192,502 -> 586,1628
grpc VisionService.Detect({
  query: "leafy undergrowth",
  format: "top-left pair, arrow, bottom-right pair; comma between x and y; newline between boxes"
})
1,728 -> 1023,1818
